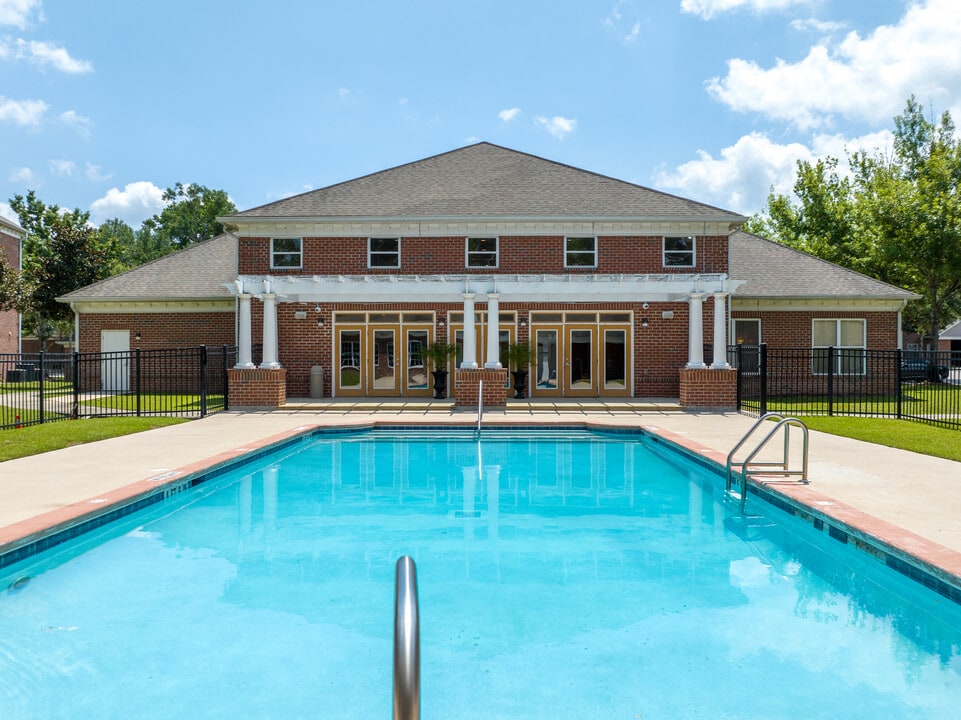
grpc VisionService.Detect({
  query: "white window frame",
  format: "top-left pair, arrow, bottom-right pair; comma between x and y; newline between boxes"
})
663,236 -> 696,268
466,237 -> 498,268
564,236 -> 597,268
270,238 -> 302,269
812,318 -> 866,376
368,237 -> 400,268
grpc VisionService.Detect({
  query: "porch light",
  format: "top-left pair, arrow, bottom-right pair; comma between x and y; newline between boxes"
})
519,318 -> 528,328
134,332 -> 142,340
317,317 -> 325,326
437,317 -> 445,327
641,317 -> 649,328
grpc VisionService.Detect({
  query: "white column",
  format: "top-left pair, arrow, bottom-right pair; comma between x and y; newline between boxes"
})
711,292 -> 730,369
687,292 -> 706,369
235,293 -> 255,368
260,292 -> 281,369
484,293 -> 502,368
461,292 -> 478,369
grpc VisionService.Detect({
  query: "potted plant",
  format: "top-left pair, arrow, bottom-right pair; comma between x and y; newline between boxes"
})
506,341 -> 535,399
423,342 -> 458,399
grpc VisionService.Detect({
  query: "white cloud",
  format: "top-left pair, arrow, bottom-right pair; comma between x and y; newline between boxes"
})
0,95 -> 46,125
60,109 -> 91,136
498,107 -> 521,122
89,181 -> 166,225
707,0 -> 961,129
534,115 -> 577,139
0,201 -> 18,224
48,158 -> 74,176
84,162 -> 110,182
790,17 -> 845,34
681,0 -> 811,20
655,130 -> 894,215
0,0 -> 42,29
8,166 -> 33,182
603,1 -> 641,43
14,37 -> 92,73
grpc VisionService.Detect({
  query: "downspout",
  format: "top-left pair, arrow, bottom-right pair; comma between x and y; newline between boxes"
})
897,299 -> 907,350
70,302 -> 78,351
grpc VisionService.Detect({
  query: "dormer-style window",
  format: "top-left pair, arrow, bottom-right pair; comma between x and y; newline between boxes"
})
663,236 -> 695,267
467,237 -> 498,268
271,238 -> 302,269
369,237 -> 400,268
565,237 -> 596,268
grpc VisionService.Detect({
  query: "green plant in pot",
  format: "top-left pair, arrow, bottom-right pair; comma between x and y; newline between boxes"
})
506,341 -> 535,399
423,342 -> 458,399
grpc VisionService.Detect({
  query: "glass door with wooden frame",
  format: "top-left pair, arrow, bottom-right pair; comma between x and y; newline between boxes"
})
368,326 -> 401,396
336,327 -> 365,396
533,327 -> 562,396
404,328 -> 432,396
566,326 -> 596,397
601,327 -> 630,397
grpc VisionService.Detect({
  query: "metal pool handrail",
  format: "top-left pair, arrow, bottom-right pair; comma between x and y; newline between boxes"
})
727,412 -> 809,511
477,379 -> 484,434
393,556 -> 420,720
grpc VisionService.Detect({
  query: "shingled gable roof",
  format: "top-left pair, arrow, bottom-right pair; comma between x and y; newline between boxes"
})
57,233 -> 237,303
223,142 -> 745,222
729,230 -> 918,301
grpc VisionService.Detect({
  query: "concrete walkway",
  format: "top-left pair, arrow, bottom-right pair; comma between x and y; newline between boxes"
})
2,407 -> 960,585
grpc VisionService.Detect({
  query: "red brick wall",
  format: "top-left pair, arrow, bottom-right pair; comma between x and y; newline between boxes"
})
731,310 -> 900,350
228,368 -> 287,407
78,311 -> 235,353
454,368 -> 510,407
679,368 -> 737,407
0,230 -> 20,353
239,235 -> 730,276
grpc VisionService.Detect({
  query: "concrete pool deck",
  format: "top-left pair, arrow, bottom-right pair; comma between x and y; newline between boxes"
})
2,406 -> 960,590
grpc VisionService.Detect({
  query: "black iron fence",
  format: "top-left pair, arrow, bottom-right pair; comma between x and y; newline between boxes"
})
730,344 -> 961,429
0,345 -> 236,430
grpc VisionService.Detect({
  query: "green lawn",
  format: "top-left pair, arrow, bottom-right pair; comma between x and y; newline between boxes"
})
793,416 -> 961,463
80,393 -> 224,412
0,416 -> 188,462
745,383 -> 961,417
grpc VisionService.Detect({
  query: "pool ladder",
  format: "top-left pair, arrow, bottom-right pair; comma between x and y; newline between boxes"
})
726,413 -> 809,511
393,556 -> 420,720
476,380 -> 484,435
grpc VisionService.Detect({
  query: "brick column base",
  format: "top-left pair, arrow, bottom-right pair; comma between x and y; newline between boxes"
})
679,368 -> 737,409
454,368 -> 509,408
228,368 -> 287,408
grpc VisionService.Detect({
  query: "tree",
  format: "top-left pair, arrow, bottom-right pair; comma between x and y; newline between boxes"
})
137,183 -> 237,255
9,191 -> 119,345
748,96 -> 961,341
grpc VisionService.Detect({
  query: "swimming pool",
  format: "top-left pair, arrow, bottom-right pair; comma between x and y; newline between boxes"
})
2,427 -> 960,719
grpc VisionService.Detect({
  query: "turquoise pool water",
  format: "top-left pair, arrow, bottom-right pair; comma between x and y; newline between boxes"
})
1,428 -> 960,719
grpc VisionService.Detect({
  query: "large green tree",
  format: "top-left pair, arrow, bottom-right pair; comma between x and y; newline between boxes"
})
747,96 -> 961,341
8,191 -> 119,345
135,183 -> 237,260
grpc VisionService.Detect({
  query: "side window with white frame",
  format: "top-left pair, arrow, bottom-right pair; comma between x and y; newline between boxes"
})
732,318 -> 761,373
812,318 -> 866,375
369,237 -> 400,268
467,237 -> 498,268
663,236 -> 695,267
565,237 -> 596,268
271,238 -> 302,269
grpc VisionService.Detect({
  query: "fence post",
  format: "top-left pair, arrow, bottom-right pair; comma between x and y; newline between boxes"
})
199,345 -> 208,417
896,348 -> 903,419
827,346 -> 835,416
760,343 -> 768,415
72,351 -> 80,419
38,350 -> 46,424
735,344 -> 743,411
221,344 -> 230,411
134,348 -> 141,417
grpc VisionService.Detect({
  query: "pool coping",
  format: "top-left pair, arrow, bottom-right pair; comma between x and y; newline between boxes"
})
3,418 -> 961,606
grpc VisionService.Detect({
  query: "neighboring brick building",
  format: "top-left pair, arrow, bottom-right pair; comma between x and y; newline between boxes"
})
57,143 -> 918,405
0,216 -> 25,354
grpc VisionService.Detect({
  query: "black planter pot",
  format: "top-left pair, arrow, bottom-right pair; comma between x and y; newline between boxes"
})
432,370 -> 449,399
511,370 -> 528,399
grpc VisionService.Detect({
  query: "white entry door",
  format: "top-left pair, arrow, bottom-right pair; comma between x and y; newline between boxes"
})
101,330 -> 130,392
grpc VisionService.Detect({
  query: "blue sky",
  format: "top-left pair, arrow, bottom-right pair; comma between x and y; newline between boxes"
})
2,0 -> 958,228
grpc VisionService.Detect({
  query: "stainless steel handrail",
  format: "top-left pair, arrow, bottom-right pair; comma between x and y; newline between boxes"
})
727,412 -> 809,511
393,556 -> 420,720
477,379 -> 484,434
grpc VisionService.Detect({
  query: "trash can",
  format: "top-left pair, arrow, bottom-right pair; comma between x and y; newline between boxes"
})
310,366 -> 324,399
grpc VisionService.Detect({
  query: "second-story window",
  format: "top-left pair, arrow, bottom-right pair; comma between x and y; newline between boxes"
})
271,238 -> 302,269
467,237 -> 498,268
565,237 -> 596,268
663,236 -> 696,267
369,237 -> 400,268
